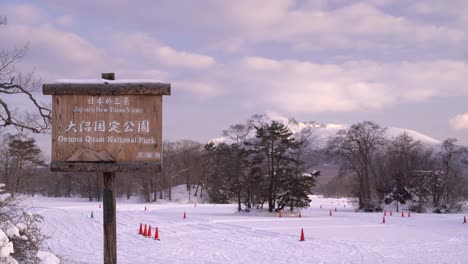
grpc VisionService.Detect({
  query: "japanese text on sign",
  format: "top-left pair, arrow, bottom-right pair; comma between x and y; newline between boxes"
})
64,120 -> 150,133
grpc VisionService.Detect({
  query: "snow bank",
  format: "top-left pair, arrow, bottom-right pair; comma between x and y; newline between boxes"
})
0,229 -> 15,258
37,251 -> 60,264
5,226 -> 19,239
15,223 -> 26,232
0,193 -> 11,203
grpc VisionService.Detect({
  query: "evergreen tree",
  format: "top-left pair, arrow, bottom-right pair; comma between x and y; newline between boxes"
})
205,143 -> 234,203
250,121 -> 314,212
276,170 -> 318,211
7,134 -> 45,194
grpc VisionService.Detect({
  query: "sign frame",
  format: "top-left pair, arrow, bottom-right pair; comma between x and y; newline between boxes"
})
43,79 -> 171,173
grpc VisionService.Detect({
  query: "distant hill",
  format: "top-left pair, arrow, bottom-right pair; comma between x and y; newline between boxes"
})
211,119 -> 442,148
210,118 -> 447,195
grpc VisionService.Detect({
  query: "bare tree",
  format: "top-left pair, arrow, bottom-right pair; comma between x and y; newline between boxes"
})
222,121 -> 253,211
0,45 -> 51,133
176,140 -> 203,201
328,121 -> 386,210
433,138 -> 465,211
380,133 -> 429,211
162,141 -> 177,200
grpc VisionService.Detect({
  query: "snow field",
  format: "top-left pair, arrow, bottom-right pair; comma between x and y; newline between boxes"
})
25,196 -> 468,264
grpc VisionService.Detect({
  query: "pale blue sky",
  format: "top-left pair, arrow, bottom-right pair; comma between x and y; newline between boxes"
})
1,0 -> 467,145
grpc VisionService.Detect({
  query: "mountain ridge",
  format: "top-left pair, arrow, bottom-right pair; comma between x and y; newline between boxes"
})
211,120 -> 442,148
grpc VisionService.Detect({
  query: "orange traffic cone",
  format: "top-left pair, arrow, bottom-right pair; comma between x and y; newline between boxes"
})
299,212 -> 302,218
408,211 -> 411,218
390,210 -> 393,216
139,223 -> 143,235
279,211 -> 282,218
154,227 -> 160,240
464,216 -> 467,224
382,216 -> 386,224
143,224 -> 148,237
300,228 -> 305,241
401,210 -> 404,217
384,210 -> 387,216
329,209 -> 332,216
147,225 -> 152,237
183,212 -> 186,219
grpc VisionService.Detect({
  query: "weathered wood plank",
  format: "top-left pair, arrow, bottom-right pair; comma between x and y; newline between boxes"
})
43,83 -> 171,95
51,95 -> 162,163
50,161 -> 161,172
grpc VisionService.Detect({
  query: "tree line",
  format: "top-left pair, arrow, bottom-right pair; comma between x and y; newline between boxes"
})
1,118 -> 468,214
326,121 -> 468,213
205,116 -> 318,212
0,115 -> 320,213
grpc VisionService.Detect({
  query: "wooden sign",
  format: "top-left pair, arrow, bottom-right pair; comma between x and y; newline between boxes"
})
43,80 -> 171,172
44,74 -> 171,264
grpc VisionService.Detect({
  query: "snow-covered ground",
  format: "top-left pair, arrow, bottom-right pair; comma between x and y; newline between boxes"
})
23,194 -> 468,264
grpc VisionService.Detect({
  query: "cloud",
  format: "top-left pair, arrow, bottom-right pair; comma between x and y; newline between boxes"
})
265,111 -> 290,123
243,56 -> 281,71
112,32 -> 215,69
43,0 -> 466,57
206,1 -> 466,55
116,69 -> 170,82
234,56 -> 467,114
0,24 -> 108,80
3,3 -> 47,25
2,1 -> 466,116
173,80 -> 222,98
0,4 -> 222,102
450,114 -> 468,130
57,15 -> 73,27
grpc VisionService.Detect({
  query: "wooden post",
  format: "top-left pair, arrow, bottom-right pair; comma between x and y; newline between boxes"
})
43,72 -> 169,263
103,172 -> 116,264
102,73 -> 116,264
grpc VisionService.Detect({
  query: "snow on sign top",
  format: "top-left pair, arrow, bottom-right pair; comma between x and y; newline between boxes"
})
54,79 -> 164,84
43,79 -> 171,96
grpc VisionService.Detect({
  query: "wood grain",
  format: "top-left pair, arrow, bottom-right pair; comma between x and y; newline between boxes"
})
51,95 -> 163,163
103,172 -> 116,264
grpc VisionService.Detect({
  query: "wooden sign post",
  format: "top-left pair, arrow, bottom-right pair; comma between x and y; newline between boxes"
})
43,73 -> 170,264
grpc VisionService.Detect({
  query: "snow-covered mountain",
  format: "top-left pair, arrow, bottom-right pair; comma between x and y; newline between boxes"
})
211,120 -> 442,148
313,123 -> 441,147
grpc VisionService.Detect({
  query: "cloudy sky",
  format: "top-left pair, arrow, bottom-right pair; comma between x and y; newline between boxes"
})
1,0 -> 467,145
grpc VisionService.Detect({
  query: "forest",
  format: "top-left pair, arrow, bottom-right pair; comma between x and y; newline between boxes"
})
1,116 -> 467,214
